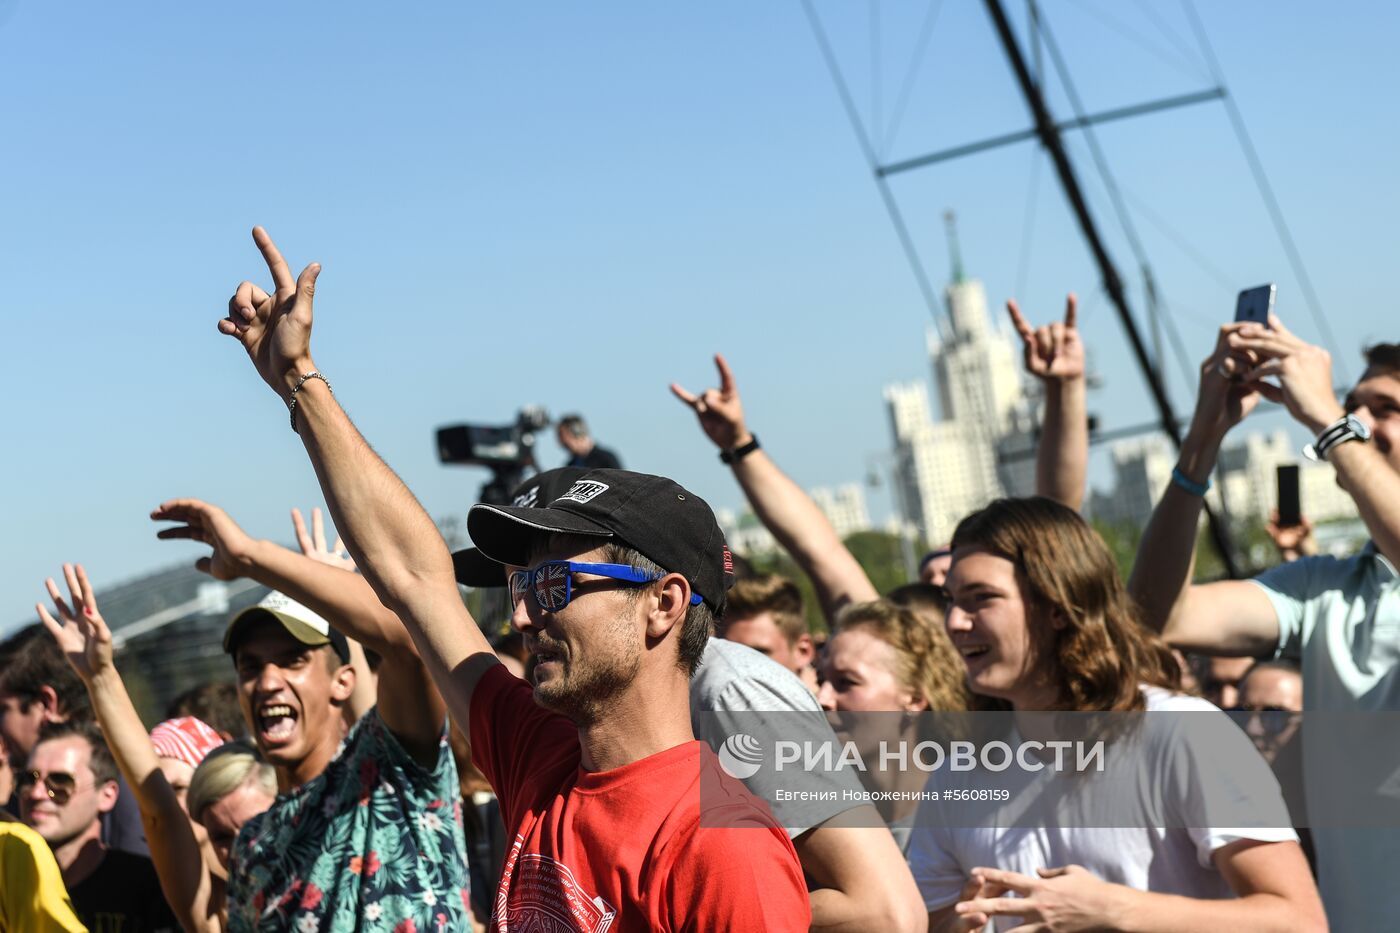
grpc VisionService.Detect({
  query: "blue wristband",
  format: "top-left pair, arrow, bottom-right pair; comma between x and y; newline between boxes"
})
1170,467 -> 1210,497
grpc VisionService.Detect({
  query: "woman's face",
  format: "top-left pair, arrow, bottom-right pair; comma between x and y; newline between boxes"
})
160,756 -> 219,870
200,781 -> 275,871
158,757 -> 196,812
818,629 -> 925,713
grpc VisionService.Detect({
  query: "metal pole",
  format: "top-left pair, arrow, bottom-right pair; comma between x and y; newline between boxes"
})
890,450 -> 921,581
981,0 -> 1240,577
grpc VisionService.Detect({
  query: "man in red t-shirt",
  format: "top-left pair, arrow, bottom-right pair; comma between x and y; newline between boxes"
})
212,227 -> 809,931
464,470 -> 808,931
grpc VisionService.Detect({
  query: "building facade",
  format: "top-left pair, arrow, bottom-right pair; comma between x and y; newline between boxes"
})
717,483 -> 873,559
883,270 -> 1035,547
1088,428 -> 1360,532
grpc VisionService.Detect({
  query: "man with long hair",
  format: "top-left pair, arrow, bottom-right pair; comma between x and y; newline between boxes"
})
911,497 -> 1324,932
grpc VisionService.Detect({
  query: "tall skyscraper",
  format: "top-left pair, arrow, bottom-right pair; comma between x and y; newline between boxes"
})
929,278 -> 1024,436
883,214 -> 1031,546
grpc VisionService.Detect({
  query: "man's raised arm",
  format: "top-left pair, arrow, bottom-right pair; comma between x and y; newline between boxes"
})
216,226 -> 497,726
150,497 -> 447,764
1007,294 -> 1087,510
1231,315 -> 1400,570
1127,324 -> 1281,657
670,354 -> 878,622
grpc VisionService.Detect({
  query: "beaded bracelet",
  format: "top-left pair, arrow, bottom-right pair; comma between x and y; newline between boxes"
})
288,372 -> 333,433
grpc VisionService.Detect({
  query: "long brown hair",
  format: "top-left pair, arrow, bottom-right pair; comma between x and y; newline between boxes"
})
951,497 -> 1180,712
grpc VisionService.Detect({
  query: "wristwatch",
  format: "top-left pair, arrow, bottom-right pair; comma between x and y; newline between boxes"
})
719,435 -> 761,465
1304,413 -> 1371,462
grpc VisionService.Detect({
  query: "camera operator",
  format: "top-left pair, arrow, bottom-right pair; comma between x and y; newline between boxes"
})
557,414 -> 622,469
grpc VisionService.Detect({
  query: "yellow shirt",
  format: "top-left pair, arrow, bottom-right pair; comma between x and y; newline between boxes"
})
0,821 -> 87,933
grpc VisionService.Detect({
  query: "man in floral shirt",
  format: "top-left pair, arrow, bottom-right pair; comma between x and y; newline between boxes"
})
153,499 -> 472,931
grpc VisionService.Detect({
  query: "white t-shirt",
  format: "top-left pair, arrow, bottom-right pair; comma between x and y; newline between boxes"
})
907,688 -> 1297,929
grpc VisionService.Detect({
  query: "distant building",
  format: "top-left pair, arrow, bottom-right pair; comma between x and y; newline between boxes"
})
717,483 -> 872,559
808,484 -> 873,540
1087,435 -> 1177,529
929,277 -> 1025,435
1088,428 -> 1360,531
714,507 -> 778,558
36,562 -> 271,722
881,219 -> 1039,546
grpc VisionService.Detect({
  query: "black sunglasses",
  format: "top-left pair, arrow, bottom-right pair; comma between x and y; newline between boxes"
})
1229,706 -> 1299,736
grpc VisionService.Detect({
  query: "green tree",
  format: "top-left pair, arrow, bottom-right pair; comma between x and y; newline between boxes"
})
1092,520 -> 1143,580
738,528 -> 926,637
843,530 -> 920,597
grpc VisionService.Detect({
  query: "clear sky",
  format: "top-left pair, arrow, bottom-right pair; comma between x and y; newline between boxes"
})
3,1 -> 1397,633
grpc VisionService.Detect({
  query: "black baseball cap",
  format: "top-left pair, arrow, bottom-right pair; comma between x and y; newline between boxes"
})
466,468 -> 734,615
452,468 -> 588,587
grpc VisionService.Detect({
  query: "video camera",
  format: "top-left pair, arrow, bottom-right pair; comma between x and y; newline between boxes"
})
437,406 -> 551,505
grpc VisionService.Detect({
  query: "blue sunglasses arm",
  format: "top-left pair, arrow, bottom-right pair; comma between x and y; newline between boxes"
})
564,562 -> 704,605
564,561 -> 657,583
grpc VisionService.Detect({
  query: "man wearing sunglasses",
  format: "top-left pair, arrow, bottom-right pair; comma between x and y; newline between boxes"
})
213,227 -> 809,930
455,468 -> 925,932
0,625 -> 148,859
461,472 -> 807,930
1234,660 -> 1304,766
20,722 -> 176,931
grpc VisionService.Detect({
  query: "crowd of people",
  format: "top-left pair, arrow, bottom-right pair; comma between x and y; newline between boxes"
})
2,226 -> 1396,931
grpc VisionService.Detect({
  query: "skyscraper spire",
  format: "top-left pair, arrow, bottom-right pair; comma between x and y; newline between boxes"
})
943,209 -> 965,284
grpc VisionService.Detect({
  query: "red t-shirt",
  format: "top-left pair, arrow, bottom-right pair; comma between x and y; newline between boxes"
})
470,663 -> 811,932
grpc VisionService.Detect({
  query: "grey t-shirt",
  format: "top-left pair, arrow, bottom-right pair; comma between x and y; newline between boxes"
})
690,637 -> 865,838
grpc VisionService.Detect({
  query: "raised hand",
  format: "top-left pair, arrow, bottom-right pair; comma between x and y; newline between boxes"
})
1267,510 -> 1317,559
669,354 -> 750,451
219,226 -> 321,399
1190,322 -> 1269,441
1230,314 -> 1344,433
37,564 -> 114,683
151,498 -> 258,581
1007,294 -> 1084,382
292,506 -> 357,572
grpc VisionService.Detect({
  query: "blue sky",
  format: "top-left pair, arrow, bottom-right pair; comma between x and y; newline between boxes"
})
3,1 -> 1397,632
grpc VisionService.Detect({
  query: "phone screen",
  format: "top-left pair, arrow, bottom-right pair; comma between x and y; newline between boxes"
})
1276,464 -> 1301,528
1235,284 -> 1276,327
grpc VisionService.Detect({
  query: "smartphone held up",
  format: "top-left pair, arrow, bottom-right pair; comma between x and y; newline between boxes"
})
1276,463 -> 1302,528
1222,283 -> 1278,385
1235,284 -> 1276,327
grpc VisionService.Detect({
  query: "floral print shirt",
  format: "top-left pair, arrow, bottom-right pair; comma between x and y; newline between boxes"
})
227,708 -> 471,932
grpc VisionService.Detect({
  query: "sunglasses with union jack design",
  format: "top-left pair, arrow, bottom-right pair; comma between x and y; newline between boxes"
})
508,560 -> 703,613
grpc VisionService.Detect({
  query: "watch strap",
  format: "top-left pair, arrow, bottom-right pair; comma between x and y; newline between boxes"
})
719,435 -> 761,465
1309,415 -> 1367,461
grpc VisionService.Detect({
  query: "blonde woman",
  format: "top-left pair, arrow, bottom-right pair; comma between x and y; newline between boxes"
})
186,744 -> 277,876
818,599 -> 969,852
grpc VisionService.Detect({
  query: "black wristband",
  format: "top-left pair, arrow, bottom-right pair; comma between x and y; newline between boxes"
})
719,435 -> 760,465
